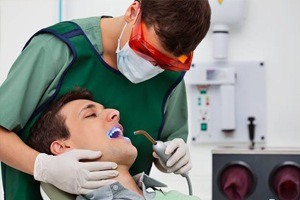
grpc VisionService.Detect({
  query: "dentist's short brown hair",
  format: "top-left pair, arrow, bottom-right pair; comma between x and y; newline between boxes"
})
141,0 -> 211,56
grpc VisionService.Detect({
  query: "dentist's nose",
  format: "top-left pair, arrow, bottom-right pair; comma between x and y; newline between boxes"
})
106,109 -> 120,122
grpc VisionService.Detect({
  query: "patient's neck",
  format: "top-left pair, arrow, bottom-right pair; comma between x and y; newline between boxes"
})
114,165 -> 143,196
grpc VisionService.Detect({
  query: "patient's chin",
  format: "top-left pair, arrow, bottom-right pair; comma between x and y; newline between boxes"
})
118,147 -> 138,166
119,153 -> 137,166
100,152 -> 137,167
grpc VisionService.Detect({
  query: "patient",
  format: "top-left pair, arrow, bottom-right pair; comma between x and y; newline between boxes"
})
27,88 -> 200,200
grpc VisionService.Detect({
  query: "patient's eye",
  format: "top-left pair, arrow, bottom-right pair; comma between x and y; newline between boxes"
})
86,113 -> 97,118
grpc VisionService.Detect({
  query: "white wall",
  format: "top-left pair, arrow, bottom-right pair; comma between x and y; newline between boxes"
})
0,0 -> 132,85
1,0 -> 300,200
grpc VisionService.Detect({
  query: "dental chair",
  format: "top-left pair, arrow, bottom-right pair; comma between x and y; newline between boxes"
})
40,182 -> 76,200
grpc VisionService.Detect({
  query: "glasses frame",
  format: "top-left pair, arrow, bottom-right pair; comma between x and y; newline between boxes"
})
128,10 -> 193,72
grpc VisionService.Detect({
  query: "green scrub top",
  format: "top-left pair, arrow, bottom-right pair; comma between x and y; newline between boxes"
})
0,17 -> 188,141
0,17 -> 189,199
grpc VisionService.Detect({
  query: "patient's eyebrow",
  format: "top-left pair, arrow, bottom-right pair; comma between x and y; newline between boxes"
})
78,104 -> 96,117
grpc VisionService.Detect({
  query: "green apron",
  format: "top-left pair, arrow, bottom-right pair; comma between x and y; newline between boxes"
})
1,21 -> 185,200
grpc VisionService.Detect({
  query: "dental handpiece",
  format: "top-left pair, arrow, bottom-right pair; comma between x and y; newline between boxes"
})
134,130 -> 170,163
134,130 -> 193,195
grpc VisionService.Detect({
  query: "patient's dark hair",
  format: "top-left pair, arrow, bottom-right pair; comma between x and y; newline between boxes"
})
27,88 -> 94,155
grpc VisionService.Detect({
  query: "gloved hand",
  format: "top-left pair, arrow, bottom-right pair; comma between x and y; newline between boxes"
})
34,149 -> 118,195
153,138 -> 192,175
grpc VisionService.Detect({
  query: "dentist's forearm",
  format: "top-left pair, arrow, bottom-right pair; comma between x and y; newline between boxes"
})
0,126 -> 39,175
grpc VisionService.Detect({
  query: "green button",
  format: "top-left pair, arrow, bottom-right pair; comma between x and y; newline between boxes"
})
201,123 -> 207,131
198,97 -> 201,105
200,90 -> 207,94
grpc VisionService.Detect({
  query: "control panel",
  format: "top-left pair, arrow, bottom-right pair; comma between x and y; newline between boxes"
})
185,61 -> 266,144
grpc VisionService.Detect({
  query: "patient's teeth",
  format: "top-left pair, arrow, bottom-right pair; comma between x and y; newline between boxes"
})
107,127 -> 123,138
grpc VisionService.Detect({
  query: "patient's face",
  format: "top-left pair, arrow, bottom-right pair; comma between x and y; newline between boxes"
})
57,99 -> 137,166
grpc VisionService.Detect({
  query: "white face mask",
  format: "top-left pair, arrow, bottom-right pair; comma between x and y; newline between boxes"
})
116,23 -> 164,84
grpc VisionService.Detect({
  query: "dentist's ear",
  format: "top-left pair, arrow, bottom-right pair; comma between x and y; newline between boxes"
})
124,0 -> 140,23
50,140 -> 71,155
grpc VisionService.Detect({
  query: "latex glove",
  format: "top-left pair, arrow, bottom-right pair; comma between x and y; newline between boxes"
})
153,138 -> 192,175
34,149 -> 118,195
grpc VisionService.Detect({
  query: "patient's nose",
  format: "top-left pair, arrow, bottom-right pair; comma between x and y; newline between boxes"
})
106,109 -> 120,122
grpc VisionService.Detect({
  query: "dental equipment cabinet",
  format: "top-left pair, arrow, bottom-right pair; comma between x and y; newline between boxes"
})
186,1 -> 300,199
186,0 -> 266,145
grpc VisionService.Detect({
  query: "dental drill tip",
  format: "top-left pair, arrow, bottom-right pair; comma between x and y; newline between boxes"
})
133,130 -> 157,145
133,130 -> 140,135
133,130 -> 147,135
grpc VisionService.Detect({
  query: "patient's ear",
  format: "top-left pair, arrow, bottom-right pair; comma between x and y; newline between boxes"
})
50,140 -> 69,155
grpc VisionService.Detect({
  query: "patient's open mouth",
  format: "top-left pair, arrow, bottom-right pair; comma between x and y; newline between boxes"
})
107,126 -> 123,139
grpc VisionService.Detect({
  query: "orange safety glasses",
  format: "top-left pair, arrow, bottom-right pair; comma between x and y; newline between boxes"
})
128,10 -> 194,72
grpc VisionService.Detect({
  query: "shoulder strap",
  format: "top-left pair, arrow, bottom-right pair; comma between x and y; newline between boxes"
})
22,21 -> 82,51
